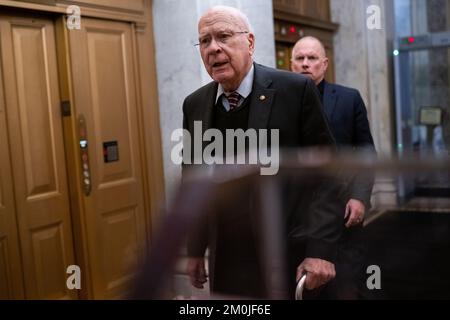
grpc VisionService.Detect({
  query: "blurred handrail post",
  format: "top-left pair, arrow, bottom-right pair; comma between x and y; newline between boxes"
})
257,176 -> 289,299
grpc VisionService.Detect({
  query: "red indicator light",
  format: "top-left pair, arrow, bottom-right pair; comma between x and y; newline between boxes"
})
290,26 -> 296,34
408,37 -> 415,43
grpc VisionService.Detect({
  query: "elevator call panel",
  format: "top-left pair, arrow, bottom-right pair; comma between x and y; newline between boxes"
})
78,115 -> 91,196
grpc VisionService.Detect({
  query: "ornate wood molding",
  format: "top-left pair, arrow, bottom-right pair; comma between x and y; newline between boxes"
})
134,21 -> 146,34
0,0 -> 147,24
274,7 -> 339,32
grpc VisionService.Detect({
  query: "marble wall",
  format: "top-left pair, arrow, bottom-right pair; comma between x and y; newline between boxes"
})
152,0 -> 276,204
331,0 -> 394,155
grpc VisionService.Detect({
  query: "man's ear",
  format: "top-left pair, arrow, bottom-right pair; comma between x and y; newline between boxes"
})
248,33 -> 255,55
323,57 -> 329,71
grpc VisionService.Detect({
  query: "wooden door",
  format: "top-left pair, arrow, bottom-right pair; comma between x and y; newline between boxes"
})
0,52 -> 25,300
67,17 -> 147,299
0,12 -> 78,299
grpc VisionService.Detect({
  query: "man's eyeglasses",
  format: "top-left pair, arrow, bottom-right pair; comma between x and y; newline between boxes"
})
195,31 -> 249,49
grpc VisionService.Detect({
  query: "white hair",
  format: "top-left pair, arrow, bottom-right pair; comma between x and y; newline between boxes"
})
201,5 -> 254,34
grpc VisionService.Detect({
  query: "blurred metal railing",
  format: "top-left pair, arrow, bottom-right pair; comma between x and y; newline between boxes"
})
130,148 -> 450,300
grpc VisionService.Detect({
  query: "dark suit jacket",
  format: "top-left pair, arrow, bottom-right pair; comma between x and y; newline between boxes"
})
182,63 -> 343,295
323,81 -> 376,208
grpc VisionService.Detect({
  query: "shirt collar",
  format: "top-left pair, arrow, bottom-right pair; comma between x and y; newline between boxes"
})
317,79 -> 325,95
215,64 -> 254,104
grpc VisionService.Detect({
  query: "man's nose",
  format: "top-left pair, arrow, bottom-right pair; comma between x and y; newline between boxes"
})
208,38 -> 222,53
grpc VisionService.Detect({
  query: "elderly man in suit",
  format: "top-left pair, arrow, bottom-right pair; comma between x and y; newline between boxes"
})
291,36 -> 377,299
183,6 -> 342,299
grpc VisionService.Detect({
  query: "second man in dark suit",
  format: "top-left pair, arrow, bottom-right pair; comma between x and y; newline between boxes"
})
291,36 -> 377,299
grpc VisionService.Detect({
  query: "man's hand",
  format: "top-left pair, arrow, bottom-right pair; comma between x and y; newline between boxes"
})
296,258 -> 335,290
344,198 -> 365,228
187,257 -> 208,289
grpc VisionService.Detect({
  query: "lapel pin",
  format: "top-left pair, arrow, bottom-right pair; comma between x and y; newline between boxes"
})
259,95 -> 266,101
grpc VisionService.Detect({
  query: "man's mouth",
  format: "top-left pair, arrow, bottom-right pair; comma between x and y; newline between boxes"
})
212,61 -> 228,68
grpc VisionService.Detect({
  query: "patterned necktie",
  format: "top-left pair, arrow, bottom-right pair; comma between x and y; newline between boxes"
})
226,91 -> 241,111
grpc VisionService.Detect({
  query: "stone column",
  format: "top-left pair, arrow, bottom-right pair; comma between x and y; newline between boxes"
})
330,0 -> 398,206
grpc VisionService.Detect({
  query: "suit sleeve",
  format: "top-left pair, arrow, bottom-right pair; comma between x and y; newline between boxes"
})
350,92 -> 377,208
183,99 -> 209,258
299,78 -> 343,262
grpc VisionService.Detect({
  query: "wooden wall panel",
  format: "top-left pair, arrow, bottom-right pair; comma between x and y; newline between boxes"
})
59,0 -> 144,13
12,25 -> 59,198
274,0 -> 331,21
31,224 -> 68,298
101,208 -> 139,295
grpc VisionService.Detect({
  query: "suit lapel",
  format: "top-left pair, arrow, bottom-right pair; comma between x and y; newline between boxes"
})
248,64 -> 275,130
202,82 -> 218,131
323,81 -> 337,121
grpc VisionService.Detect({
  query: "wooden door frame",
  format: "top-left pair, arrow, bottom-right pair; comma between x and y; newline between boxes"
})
54,15 -> 92,299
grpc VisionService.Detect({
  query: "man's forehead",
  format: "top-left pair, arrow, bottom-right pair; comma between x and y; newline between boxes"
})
198,21 -> 235,34
199,12 -> 244,32
294,47 -> 319,55
294,42 -> 324,57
